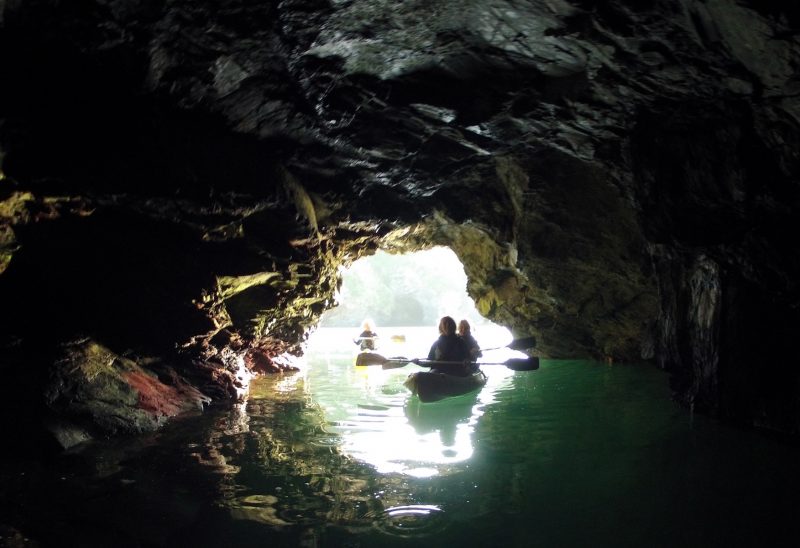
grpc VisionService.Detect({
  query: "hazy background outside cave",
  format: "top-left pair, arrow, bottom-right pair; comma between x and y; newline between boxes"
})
319,247 -> 491,329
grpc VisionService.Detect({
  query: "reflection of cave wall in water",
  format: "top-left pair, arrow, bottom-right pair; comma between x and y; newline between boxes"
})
1,0 -> 800,444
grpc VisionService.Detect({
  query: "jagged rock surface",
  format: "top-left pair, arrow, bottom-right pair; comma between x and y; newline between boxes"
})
1,0 -> 799,440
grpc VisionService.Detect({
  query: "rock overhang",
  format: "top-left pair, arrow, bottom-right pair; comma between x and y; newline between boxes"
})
1,0 -> 799,440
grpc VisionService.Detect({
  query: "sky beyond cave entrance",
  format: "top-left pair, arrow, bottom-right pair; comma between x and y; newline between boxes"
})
319,247 -> 494,330
312,247 -> 514,356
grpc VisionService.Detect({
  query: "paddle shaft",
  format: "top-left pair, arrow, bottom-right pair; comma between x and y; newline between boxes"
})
369,357 -> 539,372
415,358 -> 537,370
415,359 -> 488,367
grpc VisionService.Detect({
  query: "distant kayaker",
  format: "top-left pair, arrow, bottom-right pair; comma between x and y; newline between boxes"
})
427,316 -> 470,376
354,319 -> 378,351
458,319 -> 483,365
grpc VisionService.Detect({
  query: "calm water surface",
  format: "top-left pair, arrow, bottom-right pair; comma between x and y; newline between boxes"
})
4,329 -> 800,547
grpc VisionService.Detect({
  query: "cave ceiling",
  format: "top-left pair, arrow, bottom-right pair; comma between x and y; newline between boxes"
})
2,0 -> 800,436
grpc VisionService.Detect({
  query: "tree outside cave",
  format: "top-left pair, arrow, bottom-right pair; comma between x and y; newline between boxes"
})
320,247 -> 490,328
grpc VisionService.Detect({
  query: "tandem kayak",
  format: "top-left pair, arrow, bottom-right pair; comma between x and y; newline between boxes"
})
403,370 -> 487,403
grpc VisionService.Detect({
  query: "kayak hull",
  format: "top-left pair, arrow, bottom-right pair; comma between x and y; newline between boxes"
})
404,371 -> 487,403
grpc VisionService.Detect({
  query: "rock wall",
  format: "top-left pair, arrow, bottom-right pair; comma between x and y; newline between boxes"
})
1,0 -> 799,442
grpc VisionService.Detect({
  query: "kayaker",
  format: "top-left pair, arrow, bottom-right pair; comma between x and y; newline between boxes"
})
458,319 -> 482,369
427,316 -> 470,376
354,319 -> 378,351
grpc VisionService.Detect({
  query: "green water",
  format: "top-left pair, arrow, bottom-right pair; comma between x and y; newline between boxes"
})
3,357 -> 800,547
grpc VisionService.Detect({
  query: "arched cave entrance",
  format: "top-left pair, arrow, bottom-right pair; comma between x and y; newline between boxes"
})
308,247 -> 516,359
1,0 -> 799,449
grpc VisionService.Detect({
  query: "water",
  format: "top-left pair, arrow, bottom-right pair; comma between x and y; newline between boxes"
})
3,328 -> 800,547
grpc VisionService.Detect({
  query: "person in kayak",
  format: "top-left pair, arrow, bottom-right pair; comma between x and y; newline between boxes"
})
354,319 -> 378,351
457,319 -> 482,370
427,316 -> 471,376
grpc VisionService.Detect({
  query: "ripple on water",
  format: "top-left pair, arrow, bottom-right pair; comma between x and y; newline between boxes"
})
240,494 -> 279,506
309,434 -> 341,448
370,504 -> 448,538
230,494 -> 289,526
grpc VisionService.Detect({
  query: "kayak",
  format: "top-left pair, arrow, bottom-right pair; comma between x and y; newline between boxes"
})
403,370 -> 487,403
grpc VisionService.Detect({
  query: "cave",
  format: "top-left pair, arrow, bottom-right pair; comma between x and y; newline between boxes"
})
1,0 -> 800,544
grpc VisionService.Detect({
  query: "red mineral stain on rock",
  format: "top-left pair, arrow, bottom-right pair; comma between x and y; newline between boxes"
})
123,371 -> 185,417
245,350 -> 281,374
245,349 -> 301,375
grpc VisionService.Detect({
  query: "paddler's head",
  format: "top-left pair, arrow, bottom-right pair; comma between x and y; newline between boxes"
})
438,316 -> 456,336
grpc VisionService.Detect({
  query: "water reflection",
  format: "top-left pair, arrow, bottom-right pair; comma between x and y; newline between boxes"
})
304,326 -> 520,476
9,356 -> 800,547
372,504 -> 448,538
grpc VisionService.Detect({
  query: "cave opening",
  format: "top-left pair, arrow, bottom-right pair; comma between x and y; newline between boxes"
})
301,246 -> 520,475
2,0 -> 800,543
307,246 -> 514,359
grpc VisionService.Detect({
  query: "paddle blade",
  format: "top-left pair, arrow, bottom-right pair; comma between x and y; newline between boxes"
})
355,352 -> 388,366
505,357 -> 540,371
382,360 -> 410,370
356,353 -> 412,368
507,336 -> 537,351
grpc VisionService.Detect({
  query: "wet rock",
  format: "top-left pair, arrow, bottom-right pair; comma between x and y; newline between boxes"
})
0,0 -> 799,436
245,348 -> 301,375
43,339 -> 209,448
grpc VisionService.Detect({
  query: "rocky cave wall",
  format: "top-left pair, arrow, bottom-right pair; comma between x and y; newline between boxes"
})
1,0 -> 799,447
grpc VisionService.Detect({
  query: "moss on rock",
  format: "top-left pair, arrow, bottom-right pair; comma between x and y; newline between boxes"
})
43,339 -> 210,448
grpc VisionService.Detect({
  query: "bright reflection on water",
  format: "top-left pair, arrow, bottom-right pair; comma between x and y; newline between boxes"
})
6,341 -> 800,547
304,325 -> 519,476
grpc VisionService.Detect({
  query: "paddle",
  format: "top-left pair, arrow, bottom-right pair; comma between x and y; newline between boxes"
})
355,353 -> 540,371
353,334 -> 407,343
355,352 -> 395,366
415,357 -> 539,371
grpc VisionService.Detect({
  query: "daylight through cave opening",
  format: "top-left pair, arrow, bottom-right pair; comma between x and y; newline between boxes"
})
308,247 -> 513,358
